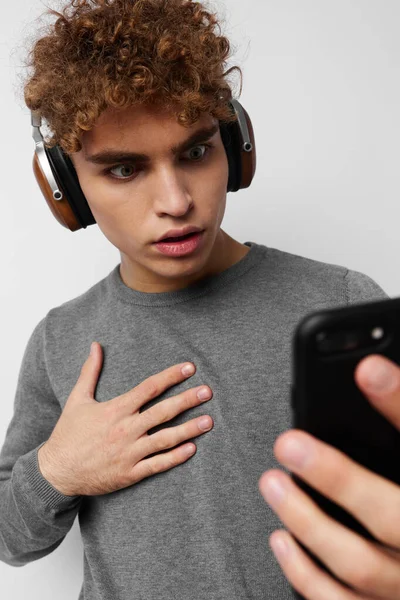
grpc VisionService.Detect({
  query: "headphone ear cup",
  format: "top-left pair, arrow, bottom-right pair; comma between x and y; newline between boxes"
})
32,151 -> 82,231
239,105 -> 257,189
220,100 -> 256,192
45,145 -> 96,230
220,120 -> 241,192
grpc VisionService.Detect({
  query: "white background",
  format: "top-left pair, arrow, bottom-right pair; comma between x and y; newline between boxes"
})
1,0 -> 399,597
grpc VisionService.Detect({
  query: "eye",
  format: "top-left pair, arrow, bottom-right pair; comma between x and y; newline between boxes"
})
182,144 -> 212,162
104,143 -> 213,182
108,164 -> 137,180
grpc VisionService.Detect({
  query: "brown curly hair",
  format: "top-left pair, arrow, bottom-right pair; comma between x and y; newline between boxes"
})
23,0 -> 242,155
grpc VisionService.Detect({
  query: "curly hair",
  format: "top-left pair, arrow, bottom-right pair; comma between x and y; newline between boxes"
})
23,0 -> 242,154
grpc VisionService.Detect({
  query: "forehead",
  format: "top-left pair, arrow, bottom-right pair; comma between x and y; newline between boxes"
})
81,104 -> 218,155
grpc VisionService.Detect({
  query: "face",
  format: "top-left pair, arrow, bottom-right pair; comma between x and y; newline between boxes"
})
70,103 -> 248,292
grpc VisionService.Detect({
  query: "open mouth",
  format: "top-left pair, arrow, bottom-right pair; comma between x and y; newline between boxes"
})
160,232 -> 200,243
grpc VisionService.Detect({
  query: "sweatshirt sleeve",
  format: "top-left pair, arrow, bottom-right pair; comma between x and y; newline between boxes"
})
344,269 -> 390,304
0,314 -> 83,567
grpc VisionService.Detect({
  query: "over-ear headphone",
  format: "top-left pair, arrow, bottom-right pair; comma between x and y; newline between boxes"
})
31,98 -> 257,232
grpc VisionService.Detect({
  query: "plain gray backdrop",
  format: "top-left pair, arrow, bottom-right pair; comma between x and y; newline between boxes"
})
1,1 -> 399,598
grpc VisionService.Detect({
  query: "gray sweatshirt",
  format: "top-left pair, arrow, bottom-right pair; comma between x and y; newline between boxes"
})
0,241 -> 389,599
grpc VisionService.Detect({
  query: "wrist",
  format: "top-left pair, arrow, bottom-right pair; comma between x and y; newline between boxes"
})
37,442 -> 73,496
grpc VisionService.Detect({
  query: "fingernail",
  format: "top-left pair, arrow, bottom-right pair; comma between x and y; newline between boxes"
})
199,416 -> 212,431
365,357 -> 398,393
263,475 -> 287,507
197,387 -> 211,400
182,363 -> 195,376
270,534 -> 290,559
279,436 -> 312,469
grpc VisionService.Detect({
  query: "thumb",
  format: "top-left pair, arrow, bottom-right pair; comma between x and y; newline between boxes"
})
72,342 -> 103,402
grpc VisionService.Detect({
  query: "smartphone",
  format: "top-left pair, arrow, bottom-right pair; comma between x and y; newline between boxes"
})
290,296 -> 400,599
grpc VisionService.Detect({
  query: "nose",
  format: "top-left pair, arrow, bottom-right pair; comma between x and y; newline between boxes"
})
152,165 -> 193,216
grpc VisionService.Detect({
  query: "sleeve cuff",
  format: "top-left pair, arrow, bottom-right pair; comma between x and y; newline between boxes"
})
12,442 -> 83,512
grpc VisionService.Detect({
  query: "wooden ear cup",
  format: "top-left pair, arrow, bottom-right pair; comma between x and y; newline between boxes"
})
240,105 -> 257,189
32,153 -> 82,231
220,100 -> 257,192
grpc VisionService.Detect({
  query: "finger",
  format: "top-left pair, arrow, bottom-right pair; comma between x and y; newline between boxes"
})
273,430 -> 400,551
137,385 -> 212,436
138,414 -> 214,458
128,442 -> 198,485
115,362 -> 196,413
371,541 -> 400,562
269,529 -> 372,600
354,354 -> 400,429
72,341 -> 103,401
259,469 -> 400,599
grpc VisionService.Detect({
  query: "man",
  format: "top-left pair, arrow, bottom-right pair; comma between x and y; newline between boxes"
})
1,1 -> 399,598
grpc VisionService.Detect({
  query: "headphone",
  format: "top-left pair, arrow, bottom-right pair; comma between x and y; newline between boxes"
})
31,98 -> 257,232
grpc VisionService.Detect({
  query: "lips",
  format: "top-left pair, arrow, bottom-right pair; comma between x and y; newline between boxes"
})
154,230 -> 204,255
155,226 -> 203,243
162,232 -> 195,242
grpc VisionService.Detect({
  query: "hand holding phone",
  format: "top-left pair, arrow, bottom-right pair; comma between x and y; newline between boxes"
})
280,297 -> 400,599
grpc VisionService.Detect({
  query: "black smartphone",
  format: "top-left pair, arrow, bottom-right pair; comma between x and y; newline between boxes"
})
290,296 -> 400,599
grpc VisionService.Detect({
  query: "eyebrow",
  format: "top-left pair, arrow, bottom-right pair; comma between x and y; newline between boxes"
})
85,122 -> 220,165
